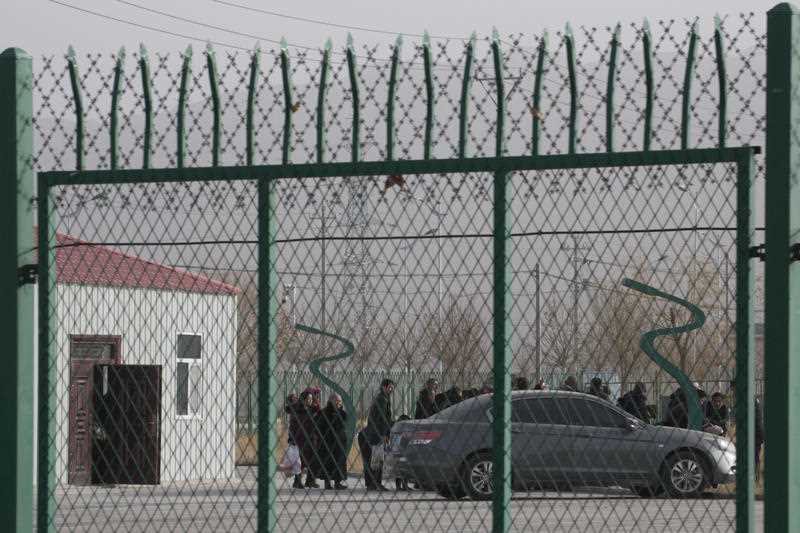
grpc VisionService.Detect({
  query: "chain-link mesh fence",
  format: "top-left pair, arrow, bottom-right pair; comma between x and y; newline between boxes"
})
33,11 -> 764,533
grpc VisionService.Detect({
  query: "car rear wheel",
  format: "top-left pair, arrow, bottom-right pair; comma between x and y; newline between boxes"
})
462,453 -> 494,500
662,451 -> 708,497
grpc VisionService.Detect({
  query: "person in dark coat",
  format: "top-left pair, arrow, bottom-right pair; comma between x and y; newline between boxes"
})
704,392 -> 729,435
561,375 -> 579,392
663,384 -> 706,429
754,397 -> 765,480
292,390 -> 321,488
285,393 -> 306,489
617,382 -> 650,423
358,379 -> 395,491
316,394 -> 348,490
415,378 -> 440,419
512,376 -> 530,391
437,386 -> 462,411
588,377 -> 611,402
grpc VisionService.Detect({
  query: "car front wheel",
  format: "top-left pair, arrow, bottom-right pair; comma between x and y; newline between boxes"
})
662,451 -> 708,497
462,453 -> 494,500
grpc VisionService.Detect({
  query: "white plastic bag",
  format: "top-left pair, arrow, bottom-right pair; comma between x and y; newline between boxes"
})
370,443 -> 385,470
279,444 -> 302,477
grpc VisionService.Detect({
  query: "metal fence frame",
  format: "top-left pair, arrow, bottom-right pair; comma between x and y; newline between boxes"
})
36,145 -> 758,532
2,3 -> 799,533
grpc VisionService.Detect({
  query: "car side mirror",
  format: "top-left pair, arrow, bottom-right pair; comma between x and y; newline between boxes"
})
622,420 -> 639,432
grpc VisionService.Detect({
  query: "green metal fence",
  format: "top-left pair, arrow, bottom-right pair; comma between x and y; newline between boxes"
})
3,5 -> 800,533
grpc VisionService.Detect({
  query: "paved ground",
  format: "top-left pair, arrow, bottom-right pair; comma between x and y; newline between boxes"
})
45,467 -> 762,532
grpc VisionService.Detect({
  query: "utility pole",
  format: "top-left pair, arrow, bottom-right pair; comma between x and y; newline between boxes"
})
560,236 -> 590,374
320,201 -> 327,331
535,262 -> 541,383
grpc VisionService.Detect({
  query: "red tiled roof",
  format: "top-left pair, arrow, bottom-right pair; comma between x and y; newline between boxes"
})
52,233 -> 239,296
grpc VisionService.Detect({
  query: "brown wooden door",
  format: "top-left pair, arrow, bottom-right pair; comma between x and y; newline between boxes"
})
67,336 -> 121,485
94,365 -> 162,484
67,359 -> 95,485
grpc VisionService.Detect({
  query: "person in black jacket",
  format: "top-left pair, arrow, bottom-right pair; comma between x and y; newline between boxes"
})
316,394 -> 348,490
358,379 -> 395,491
617,382 -> 650,423
588,377 -> 611,402
414,378 -> 440,419
704,392 -> 729,435
663,384 -> 706,429
291,390 -> 322,488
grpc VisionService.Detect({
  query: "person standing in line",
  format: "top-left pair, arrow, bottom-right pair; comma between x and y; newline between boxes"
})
415,378 -> 440,419
561,375 -> 579,392
316,394 -> 349,490
358,378 -> 395,491
284,393 -> 304,489
588,377 -> 611,402
704,392 -> 730,435
617,382 -> 651,423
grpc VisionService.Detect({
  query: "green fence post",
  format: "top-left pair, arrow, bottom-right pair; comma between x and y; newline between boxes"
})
0,46 -> 34,533
765,4 -> 800,532
257,172 -> 278,532
490,29 -> 511,533
735,149 -> 756,533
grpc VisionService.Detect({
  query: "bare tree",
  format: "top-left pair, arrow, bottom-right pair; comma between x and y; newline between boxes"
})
417,301 -> 490,385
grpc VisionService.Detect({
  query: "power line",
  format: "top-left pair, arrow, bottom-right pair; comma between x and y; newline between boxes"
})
211,0 -> 467,42
47,0 -> 252,52
114,0 -> 314,51
112,0 -> 406,65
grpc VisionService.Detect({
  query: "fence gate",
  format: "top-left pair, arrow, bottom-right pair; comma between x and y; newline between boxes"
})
7,7 -> 796,533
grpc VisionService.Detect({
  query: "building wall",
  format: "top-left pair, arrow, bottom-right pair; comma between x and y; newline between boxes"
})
53,284 -> 237,484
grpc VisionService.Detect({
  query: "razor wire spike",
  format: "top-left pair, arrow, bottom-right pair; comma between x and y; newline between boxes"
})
116,46 -> 126,67
347,32 -> 354,50
205,40 -> 215,58
324,37 -> 333,52
138,42 -> 148,61
395,33 -> 403,49
66,44 -> 77,63
279,37 -> 287,53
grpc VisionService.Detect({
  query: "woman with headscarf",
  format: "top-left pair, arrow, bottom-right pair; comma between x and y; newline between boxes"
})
291,389 -> 321,488
315,394 -> 349,490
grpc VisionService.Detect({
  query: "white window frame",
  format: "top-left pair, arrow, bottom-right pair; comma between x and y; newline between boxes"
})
176,332 -> 203,419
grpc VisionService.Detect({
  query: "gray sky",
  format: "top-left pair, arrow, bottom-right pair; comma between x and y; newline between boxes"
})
3,0 -> 778,57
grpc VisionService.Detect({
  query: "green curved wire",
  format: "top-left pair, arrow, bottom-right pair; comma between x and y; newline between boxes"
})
622,278 -> 706,430
295,324 -> 357,452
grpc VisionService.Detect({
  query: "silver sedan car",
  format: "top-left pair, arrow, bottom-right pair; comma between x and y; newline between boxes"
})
385,391 -> 735,500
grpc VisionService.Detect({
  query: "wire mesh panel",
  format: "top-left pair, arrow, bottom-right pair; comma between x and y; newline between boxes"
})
38,178 -> 259,531
506,162 -> 744,530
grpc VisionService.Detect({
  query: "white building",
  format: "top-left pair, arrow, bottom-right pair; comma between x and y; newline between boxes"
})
46,233 -> 238,485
